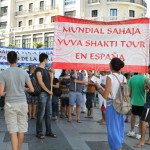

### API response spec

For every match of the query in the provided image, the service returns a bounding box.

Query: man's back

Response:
[0,67,30,103]
[128,74,145,106]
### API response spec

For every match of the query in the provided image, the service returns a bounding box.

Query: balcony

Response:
[65,0,76,5]
[11,24,55,33]
[88,0,101,4]
[107,0,147,8]
[15,6,58,17]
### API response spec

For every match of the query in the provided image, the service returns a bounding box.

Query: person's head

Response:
[60,70,69,77]
[124,73,131,80]
[100,71,106,76]
[7,51,18,64]
[81,70,86,76]
[87,70,93,76]
[39,53,48,64]
[110,58,125,72]
[29,65,36,72]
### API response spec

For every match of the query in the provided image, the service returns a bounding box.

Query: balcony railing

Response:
[64,0,76,5]
[88,0,100,4]
[0,13,7,17]
[15,6,57,16]
[11,24,54,33]
[107,0,147,8]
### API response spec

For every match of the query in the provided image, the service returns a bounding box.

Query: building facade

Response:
[0,0,147,48]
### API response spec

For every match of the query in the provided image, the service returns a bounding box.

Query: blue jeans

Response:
[36,92,52,134]
[52,95,59,117]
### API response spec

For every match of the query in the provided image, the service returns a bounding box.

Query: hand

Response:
[95,82,100,89]
[49,91,53,95]
[74,79,78,83]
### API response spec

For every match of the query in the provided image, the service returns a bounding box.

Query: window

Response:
[18,21,22,27]
[33,37,43,42]
[130,0,135,3]
[64,0,76,5]
[129,10,135,17]
[91,10,98,17]
[0,22,7,29]
[64,11,76,17]
[15,39,21,48]
[39,18,44,24]
[40,1,44,9]
[88,0,99,4]
[1,6,8,16]
[51,16,55,23]
[51,0,56,8]
[0,40,5,46]
[28,20,32,26]
[45,36,54,48]
[19,5,23,11]
[110,9,117,16]
[22,38,31,48]
[92,0,99,3]
[29,3,33,11]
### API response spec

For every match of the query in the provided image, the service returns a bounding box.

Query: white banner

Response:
[0,46,53,66]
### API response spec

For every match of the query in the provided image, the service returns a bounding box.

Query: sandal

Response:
[133,144,144,148]
[77,120,82,123]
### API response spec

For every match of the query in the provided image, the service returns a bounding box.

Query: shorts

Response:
[141,107,150,123]
[132,105,144,117]
[61,97,69,107]
[26,93,38,104]
[5,102,28,133]
[69,91,82,106]
[86,93,94,110]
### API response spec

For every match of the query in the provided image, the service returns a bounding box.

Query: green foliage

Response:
[8,44,16,48]
[33,42,44,49]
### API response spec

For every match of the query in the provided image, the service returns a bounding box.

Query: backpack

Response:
[111,74,131,115]
[28,72,42,96]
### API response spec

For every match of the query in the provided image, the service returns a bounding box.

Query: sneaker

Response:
[45,131,57,138]
[136,134,141,140]
[127,131,135,137]
[36,133,45,139]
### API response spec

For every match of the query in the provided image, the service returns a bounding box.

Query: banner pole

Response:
[50,72,54,100]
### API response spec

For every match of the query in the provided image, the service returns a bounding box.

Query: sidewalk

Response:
[0,107,150,150]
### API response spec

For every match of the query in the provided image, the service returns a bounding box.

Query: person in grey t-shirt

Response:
[68,70,85,123]
[0,51,34,150]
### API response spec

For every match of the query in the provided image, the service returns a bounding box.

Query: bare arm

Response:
[36,71,52,95]
[53,82,59,88]
[96,76,112,99]
[26,80,34,93]
[0,83,5,96]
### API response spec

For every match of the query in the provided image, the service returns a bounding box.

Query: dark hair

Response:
[39,53,48,63]
[7,51,18,64]
[110,58,124,72]
[60,70,66,77]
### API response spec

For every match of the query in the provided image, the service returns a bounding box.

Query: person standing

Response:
[59,70,70,118]
[86,70,96,118]
[127,73,146,140]
[81,70,87,114]
[134,66,150,148]
[26,65,38,119]
[68,70,84,123]
[96,58,125,150]
[0,51,34,150]
[98,71,107,125]
[36,53,56,139]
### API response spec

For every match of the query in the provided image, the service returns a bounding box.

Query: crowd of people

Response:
[0,51,150,150]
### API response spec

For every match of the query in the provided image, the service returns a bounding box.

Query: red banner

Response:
[52,16,150,73]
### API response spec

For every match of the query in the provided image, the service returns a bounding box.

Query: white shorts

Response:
[98,93,106,109]
[5,102,28,133]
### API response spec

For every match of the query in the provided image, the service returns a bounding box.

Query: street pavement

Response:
[0,106,150,150]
